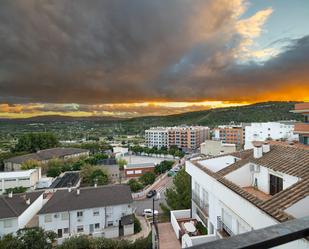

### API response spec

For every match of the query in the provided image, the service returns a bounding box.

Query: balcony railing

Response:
[217,216,234,237]
[192,192,209,217]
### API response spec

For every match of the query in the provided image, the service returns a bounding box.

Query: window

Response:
[95,223,100,229]
[77,225,84,233]
[93,210,100,216]
[63,228,69,234]
[269,174,283,195]
[44,214,52,223]
[77,211,83,217]
[107,221,113,227]
[61,212,69,220]
[4,219,12,228]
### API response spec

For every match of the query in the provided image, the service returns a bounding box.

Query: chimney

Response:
[262,142,270,153]
[76,188,80,195]
[8,192,13,198]
[26,198,31,205]
[68,182,72,192]
[252,142,263,159]
[94,183,97,188]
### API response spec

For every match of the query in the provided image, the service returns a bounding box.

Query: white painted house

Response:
[0,191,44,237]
[244,122,298,149]
[38,185,134,244]
[0,168,41,195]
[172,143,309,248]
[200,140,236,156]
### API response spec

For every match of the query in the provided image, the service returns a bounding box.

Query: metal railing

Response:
[190,216,309,249]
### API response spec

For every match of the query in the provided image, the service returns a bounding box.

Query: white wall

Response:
[0,218,18,237]
[285,196,309,218]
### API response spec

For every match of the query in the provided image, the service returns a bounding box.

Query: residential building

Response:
[124,162,155,177]
[97,158,120,181]
[113,147,129,157]
[49,172,80,189]
[38,185,134,243]
[0,191,44,237]
[4,148,89,171]
[213,125,245,146]
[200,140,236,156]
[291,102,309,145]
[145,126,209,150]
[178,143,309,248]
[145,127,169,148]
[244,122,297,149]
[0,168,41,195]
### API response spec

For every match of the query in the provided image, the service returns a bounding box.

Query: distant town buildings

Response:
[172,143,309,248]
[244,122,297,149]
[291,102,309,145]
[145,126,209,150]
[124,162,155,178]
[4,148,89,171]
[213,125,245,146]
[0,191,44,237]
[200,140,236,156]
[0,168,41,194]
[38,185,134,243]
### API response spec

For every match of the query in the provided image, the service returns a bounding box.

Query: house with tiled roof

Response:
[0,191,44,237]
[170,142,309,248]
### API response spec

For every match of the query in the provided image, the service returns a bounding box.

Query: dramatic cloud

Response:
[0,0,308,117]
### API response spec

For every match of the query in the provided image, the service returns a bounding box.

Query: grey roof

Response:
[39,185,133,214]
[50,172,80,189]
[121,214,134,225]
[0,191,44,219]
[97,158,117,165]
[126,162,155,169]
[5,148,89,164]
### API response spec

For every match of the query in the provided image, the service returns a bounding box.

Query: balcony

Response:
[294,123,309,134]
[192,193,209,218]
[216,216,234,238]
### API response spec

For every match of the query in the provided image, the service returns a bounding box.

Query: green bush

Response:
[196,221,207,235]
[139,172,156,186]
[134,215,142,234]
[154,160,174,174]
[127,179,143,192]
[5,186,27,194]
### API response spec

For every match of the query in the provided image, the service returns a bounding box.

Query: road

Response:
[133,175,173,215]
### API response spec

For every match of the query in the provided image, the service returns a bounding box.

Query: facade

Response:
[181,143,309,248]
[38,185,134,243]
[124,162,155,177]
[200,140,236,156]
[0,191,44,237]
[244,122,297,149]
[291,103,309,145]
[213,125,245,146]
[145,126,209,150]
[4,148,89,171]
[0,168,41,195]
[145,127,169,148]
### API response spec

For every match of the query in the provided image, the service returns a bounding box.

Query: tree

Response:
[80,165,108,186]
[165,169,191,210]
[46,159,63,177]
[21,159,40,170]
[134,215,142,234]
[13,133,59,153]
[127,179,143,192]
[5,186,27,194]
[139,172,156,186]
[117,158,127,170]
[154,160,174,175]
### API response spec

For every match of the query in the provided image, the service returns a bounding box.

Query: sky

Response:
[0,0,308,118]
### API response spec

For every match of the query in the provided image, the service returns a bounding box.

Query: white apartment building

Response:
[244,122,298,149]
[145,126,209,150]
[0,168,41,195]
[38,185,134,244]
[0,191,44,237]
[172,143,309,248]
[145,127,169,148]
[200,140,236,156]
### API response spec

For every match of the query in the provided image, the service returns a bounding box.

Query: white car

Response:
[142,209,159,217]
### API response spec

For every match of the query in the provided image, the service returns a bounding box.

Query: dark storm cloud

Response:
[0,0,308,105]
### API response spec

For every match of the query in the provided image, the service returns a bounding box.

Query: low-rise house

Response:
[171,143,309,248]
[0,191,44,237]
[124,162,155,177]
[200,140,236,156]
[0,168,41,195]
[4,148,89,171]
[38,185,134,243]
[97,159,120,181]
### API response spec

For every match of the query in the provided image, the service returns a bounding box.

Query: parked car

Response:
[168,170,176,177]
[173,166,181,172]
[147,190,157,198]
[142,209,159,217]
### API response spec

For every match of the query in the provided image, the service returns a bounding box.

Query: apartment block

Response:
[213,125,245,146]
[291,102,309,145]
[145,126,209,150]
[172,143,309,248]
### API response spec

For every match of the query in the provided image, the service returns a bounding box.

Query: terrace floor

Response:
[157,223,181,249]
[243,187,271,201]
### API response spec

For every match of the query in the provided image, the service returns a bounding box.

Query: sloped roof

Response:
[38,185,132,214]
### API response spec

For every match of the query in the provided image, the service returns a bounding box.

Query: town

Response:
[0,102,308,248]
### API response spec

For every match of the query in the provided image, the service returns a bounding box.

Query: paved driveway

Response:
[157,223,181,249]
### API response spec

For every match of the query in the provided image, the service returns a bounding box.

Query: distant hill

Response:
[0,115,123,122]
